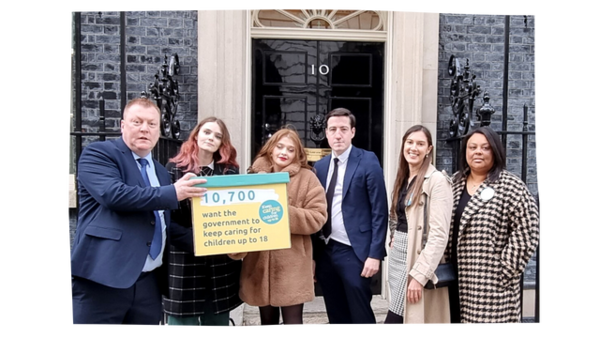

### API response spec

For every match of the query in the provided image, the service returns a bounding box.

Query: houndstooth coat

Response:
[444,170,539,323]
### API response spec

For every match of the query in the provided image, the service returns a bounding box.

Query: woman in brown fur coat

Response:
[229,127,327,325]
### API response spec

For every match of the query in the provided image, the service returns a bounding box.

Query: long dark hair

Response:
[390,125,433,220]
[455,126,506,183]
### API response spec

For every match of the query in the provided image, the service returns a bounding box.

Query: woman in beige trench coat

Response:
[385,125,453,324]
[229,127,327,325]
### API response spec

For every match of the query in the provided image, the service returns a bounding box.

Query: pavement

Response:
[229,295,389,325]
[230,289,535,328]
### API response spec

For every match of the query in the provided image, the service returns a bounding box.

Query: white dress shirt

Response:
[325,145,352,246]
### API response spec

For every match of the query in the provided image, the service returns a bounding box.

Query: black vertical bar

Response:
[316,40,322,123]
[520,104,528,322]
[120,11,127,115]
[74,12,82,155]
[522,105,528,181]
[99,98,106,141]
[502,15,510,148]
[74,12,82,210]
[452,141,456,174]
[535,187,544,324]
[153,138,160,166]
[453,138,460,174]
[152,139,157,165]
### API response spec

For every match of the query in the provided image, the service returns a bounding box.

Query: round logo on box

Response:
[259,200,283,224]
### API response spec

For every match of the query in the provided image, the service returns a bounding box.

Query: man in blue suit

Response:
[71,98,207,324]
[313,107,388,324]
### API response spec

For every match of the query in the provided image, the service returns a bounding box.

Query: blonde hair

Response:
[122,97,160,119]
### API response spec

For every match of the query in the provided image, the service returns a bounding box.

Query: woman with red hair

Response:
[163,117,242,325]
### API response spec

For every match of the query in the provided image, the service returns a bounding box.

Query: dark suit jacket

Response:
[70,137,178,290]
[313,146,388,262]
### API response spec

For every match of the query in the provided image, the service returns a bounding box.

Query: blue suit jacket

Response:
[313,146,388,262]
[70,137,178,289]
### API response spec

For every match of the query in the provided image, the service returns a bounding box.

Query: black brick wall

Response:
[70,10,198,247]
[436,14,538,288]
[436,14,537,196]
[70,10,538,293]
[77,11,198,143]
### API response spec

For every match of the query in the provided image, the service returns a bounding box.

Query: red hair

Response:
[170,117,239,173]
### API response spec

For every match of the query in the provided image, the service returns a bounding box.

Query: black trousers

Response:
[448,280,461,323]
[384,310,404,323]
[72,271,162,324]
[315,240,376,324]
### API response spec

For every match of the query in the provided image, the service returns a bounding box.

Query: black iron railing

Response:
[70,97,183,204]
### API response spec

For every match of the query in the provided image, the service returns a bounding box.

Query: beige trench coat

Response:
[398,164,453,323]
[230,158,327,307]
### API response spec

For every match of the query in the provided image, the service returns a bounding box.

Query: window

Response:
[252,10,384,31]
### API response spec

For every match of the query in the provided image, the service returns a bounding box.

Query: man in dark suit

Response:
[313,107,388,324]
[71,97,207,324]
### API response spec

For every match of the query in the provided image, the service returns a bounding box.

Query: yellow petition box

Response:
[190,172,291,256]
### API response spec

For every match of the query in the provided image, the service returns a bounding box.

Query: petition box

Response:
[191,172,291,256]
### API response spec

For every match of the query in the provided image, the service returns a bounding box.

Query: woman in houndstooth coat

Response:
[444,126,539,323]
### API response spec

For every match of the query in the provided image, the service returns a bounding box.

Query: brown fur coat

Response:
[231,157,327,307]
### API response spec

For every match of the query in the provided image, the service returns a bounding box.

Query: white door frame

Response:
[197,10,440,300]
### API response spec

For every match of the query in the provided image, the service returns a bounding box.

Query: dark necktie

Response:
[138,158,162,260]
[323,158,339,238]
[199,166,213,177]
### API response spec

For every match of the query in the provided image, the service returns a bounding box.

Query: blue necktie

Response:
[138,158,162,260]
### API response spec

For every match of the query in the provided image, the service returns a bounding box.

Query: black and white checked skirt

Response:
[388,230,409,316]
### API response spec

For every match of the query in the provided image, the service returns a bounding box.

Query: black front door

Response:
[252,39,384,164]
[252,39,385,295]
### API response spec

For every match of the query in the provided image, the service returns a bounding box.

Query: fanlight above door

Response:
[252,10,385,31]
